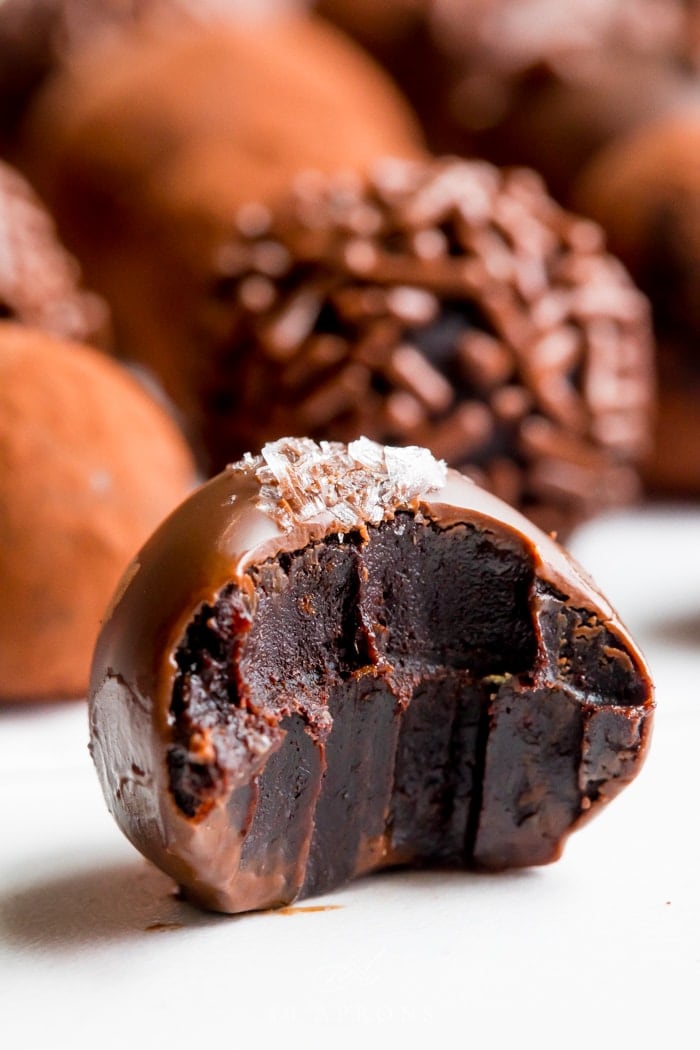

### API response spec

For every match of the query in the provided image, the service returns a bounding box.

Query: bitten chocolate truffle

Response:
[0,323,197,704]
[89,437,654,914]
[0,158,106,345]
[193,158,654,537]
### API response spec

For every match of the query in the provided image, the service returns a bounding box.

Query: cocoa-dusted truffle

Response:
[89,436,654,914]
[20,17,423,380]
[574,116,700,495]
[0,323,197,704]
[0,0,294,148]
[0,158,106,345]
[193,158,654,537]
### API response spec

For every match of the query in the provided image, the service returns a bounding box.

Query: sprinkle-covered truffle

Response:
[196,158,654,536]
[314,2,700,497]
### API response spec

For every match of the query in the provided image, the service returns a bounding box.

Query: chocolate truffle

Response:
[315,4,700,498]
[191,158,654,537]
[574,116,700,495]
[0,158,107,345]
[20,16,423,381]
[574,116,700,341]
[0,323,197,704]
[89,437,654,914]
[429,0,700,175]
[316,0,700,194]
[0,0,296,149]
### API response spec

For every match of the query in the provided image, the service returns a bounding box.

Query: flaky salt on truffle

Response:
[0,158,107,345]
[193,158,654,536]
[0,323,198,704]
[89,436,653,914]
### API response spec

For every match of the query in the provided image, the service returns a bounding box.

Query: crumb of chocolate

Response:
[276,904,344,915]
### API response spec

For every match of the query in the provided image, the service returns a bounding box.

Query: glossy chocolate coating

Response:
[89,438,653,913]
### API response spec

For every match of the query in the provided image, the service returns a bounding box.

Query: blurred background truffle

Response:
[313,0,700,496]
[176,157,654,537]
[17,14,423,436]
[3,0,694,504]
[316,0,700,190]
[0,0,300,153]
[0,156,107,344]
[0,323,198,704]
[574,115,700,494]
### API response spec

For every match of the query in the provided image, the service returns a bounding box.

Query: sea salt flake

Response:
[241,437,447,530]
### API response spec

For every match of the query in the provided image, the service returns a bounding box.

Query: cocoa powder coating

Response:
[0,323,197,702]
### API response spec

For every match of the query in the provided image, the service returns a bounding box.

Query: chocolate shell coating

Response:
[196,158,654,537]
[89,437,653,914]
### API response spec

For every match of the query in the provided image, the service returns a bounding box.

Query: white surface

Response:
[2,505,699,1048]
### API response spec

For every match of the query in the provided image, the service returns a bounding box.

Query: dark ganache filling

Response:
[167,512,648,891]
